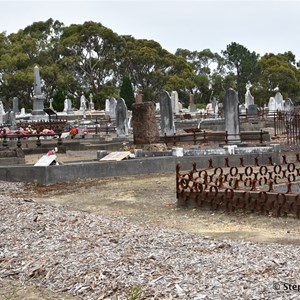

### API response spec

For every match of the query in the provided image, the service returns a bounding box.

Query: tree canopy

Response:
[0,19,300,110]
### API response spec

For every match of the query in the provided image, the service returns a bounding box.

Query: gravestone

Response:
[155,103,160,111]
[206,103,213,114]
[171,91,180,114]
[31,66,46,118]
[89,94,95,111]
[274,92,284,111]
[105,99,110,115]
[284,98,294,112]
[116,98,128,136]
[211,97,218,115]
[188,94,197,112]
[245,81,254,108]
[223,88,241,143]
[13,97,19,113]
[109,97,117,119]
[20,108,26,117]
[63,98,74,114]
[0,103,3,124]
[159,91,175,136]
[268,97,276,112]
[132,102,159,144]
[49,98,54,111]
[247,104,258,118]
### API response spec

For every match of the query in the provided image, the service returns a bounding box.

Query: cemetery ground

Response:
[2,143,300,299]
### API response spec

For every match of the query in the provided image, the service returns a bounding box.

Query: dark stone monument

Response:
[132,102,159,144]
[116,98,128,136]
[13,97,19,113]
[159,91,175,136]
[224,88,241,143]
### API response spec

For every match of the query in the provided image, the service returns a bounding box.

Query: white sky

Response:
[1,0,300,61]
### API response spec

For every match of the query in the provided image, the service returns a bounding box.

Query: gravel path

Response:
[1,181,300,300]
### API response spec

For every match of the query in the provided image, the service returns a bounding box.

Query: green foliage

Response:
[120,76,134,109]
[222,42,261,100]
[0,19,300,109]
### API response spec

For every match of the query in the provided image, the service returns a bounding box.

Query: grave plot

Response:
[177,154,300,217]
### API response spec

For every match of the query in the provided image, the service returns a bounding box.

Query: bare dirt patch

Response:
[19,173,300,246]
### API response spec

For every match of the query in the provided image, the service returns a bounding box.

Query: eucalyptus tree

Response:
[175,48,223,103]
[60,21,123,108]
[0,19,68,109]
[119,36,192,102]
[259,52,300,103]
[222,42,261,101]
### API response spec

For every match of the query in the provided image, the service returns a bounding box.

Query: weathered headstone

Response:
[159,91,175,136]
[13,97,19,113]
[223,88,241,143]
[211,97,218,115]
[116,98,128,136]
[31,66,46,118]
[247,104,258,117]
[284,98,294,112]
[80,95,87,111]
[188,94,197,112]
[206,103,213,114]
[63,98,74,114]
[274,92,284,111]
[245,81,254,108]
[89,94,95,111]
[268,97,276,112]
[109,97,117,119]
[0,102,3,124]
[132,102,159,144]
[20,108,26,117]
[171,91,179,114]
[105,99,110,115]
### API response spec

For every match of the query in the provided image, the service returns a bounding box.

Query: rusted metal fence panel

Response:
[176,154,300,217]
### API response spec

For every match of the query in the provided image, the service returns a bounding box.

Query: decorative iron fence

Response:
[176,154,300,217]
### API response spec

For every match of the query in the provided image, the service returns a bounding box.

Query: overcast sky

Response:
[1,0,300,61]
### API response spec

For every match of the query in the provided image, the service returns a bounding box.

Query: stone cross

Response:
[49,98,54,110]
[223,88,241,143]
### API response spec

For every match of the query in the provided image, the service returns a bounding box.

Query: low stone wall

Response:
[0,152,280,185]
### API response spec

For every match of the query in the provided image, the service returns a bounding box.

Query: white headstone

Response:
[274,92,284,111]
[268,97,276,112]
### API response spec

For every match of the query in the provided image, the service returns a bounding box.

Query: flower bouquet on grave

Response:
[69,127,78,139]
